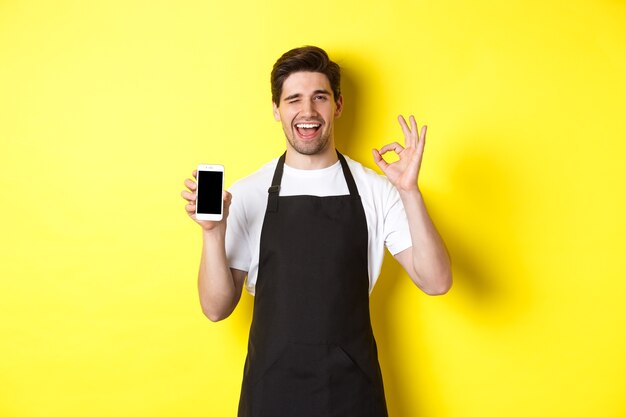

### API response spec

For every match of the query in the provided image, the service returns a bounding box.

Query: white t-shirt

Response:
[225,155,412,295]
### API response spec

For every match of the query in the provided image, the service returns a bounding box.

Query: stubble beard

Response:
[285,125,333,156]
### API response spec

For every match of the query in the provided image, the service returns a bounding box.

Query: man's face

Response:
[273,71,343,156]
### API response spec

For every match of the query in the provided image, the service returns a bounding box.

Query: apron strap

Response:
[336,152,359,197]
[267,152,286,213]
[266,150,359,212]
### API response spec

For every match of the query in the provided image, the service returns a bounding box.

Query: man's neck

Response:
[284,144,339,170]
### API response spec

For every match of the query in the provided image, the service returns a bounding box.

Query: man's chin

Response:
[288,137,330,156]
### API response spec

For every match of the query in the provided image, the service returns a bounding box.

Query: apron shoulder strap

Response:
[336,151,359,197]
[267,152,286,213]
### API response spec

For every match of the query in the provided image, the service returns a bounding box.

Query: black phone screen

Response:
[197,170,223,214]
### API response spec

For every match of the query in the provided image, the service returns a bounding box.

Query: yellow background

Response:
[1,0,625,416]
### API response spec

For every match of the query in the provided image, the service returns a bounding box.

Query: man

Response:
[181,46,451,417]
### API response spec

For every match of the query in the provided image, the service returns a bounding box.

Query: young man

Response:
[181,46,451,417]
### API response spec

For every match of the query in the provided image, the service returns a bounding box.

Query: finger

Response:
[379,142,405,155]
[223,190,232,207]
[181,190,196,202]
[192,169,197,179]
[184,178,197,191]
[222,191,233,218]
[417,125,427,154]
[409,115,419,148]
[398,115,412,147]
[185,203,196,214]
[372,149,389,171]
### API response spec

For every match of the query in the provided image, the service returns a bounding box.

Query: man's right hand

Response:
[181,169,232,231]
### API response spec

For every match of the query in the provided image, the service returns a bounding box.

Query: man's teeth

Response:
[296,123,321,129]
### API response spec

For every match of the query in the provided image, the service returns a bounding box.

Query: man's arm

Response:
[393,189,451,295]
[372,115,452,295]
[182,172,247,321]
[198,228,247,321]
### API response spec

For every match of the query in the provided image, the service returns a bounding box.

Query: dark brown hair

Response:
[271,46,341,106]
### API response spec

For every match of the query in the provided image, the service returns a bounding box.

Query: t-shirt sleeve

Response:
[383,183,412,255]
[224,185,251,272]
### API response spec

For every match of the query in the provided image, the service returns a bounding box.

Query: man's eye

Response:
[315,95,327,101]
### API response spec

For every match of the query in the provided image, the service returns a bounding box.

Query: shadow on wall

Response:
[370,137,535,415]
[335,65,361,158]
[334,65,369,161]
[439,144,533,321]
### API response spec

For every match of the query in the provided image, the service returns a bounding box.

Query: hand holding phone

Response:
[195,164,224,221]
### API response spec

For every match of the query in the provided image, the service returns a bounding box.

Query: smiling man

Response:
[274,71,341,158]
[181,46,452,417]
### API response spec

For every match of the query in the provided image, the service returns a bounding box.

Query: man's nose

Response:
[301,99,317,117]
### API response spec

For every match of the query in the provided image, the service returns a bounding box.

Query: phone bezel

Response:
[195,164,224,221]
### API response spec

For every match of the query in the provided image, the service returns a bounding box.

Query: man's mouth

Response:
[294,122,322,139]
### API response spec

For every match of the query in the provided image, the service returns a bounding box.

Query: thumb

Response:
[223,190,233,218]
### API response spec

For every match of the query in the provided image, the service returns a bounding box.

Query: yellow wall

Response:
[1,0,625,416]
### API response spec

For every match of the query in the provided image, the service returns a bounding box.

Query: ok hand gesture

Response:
[372,115,426,192]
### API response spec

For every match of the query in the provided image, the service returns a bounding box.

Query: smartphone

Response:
[195,164,224,221]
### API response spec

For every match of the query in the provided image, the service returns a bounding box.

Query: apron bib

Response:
[238,151,388,417]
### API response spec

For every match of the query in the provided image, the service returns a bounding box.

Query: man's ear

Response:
[334,95,344,118]
[272,102,281,121]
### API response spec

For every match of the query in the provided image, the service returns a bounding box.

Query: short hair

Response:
[271,46,341,106]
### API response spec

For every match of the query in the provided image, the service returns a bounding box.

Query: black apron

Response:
[238,151,388,417]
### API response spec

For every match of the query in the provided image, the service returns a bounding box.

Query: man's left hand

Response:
[372,115,426,192]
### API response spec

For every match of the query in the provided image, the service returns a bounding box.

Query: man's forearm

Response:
[399,188,452,295]
[198,227,240,321]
